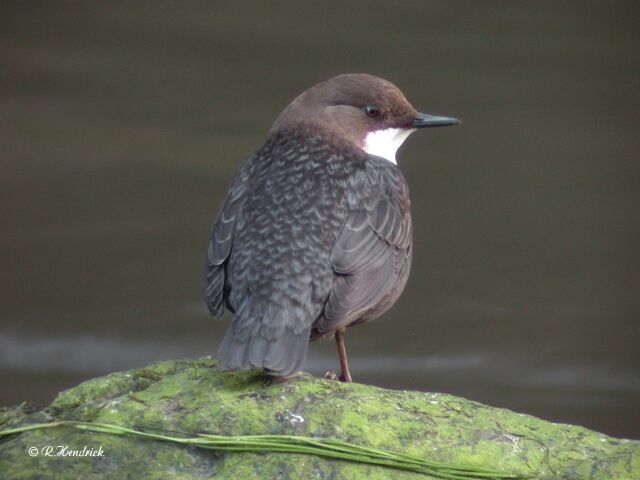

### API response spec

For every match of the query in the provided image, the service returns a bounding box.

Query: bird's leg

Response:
[335,328,352,382]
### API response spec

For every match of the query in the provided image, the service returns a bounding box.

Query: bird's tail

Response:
[217,297,311,378]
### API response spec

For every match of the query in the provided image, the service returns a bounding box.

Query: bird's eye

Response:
[364,105,381,118]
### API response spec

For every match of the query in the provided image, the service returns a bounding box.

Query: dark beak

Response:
[412,112,461,128]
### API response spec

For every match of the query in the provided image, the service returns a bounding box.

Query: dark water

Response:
[2,2,639,439]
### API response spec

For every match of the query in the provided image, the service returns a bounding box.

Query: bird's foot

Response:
[323,370,352,382]
[323,370,339,381]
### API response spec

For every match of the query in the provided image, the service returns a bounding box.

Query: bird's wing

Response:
[202,156,254,317]
[315,163,412,335]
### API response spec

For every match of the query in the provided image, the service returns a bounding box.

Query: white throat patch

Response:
[363,128,415,164]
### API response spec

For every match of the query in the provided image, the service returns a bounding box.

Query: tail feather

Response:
[246,323,270,369]
[263,326,309,376]
[217,299,310,377]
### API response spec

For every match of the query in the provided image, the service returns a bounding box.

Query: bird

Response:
[203,73,459,382]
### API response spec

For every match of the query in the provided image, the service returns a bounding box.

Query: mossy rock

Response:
[0,357,638,479]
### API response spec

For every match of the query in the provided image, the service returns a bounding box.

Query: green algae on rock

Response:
[1,358,638,479]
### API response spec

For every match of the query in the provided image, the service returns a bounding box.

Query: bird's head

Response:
[271,73,460,164]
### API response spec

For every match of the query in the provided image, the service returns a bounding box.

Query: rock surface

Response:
[0,357,638,479]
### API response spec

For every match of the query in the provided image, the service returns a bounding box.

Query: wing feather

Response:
[202,157,253,317]
[315,162,412,336]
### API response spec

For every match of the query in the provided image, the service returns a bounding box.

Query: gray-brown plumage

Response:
[203,74,459,381]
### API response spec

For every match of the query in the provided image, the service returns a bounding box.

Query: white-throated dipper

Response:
[203,73,459,381]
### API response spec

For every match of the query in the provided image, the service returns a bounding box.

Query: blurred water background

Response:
[1,1,639,438]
